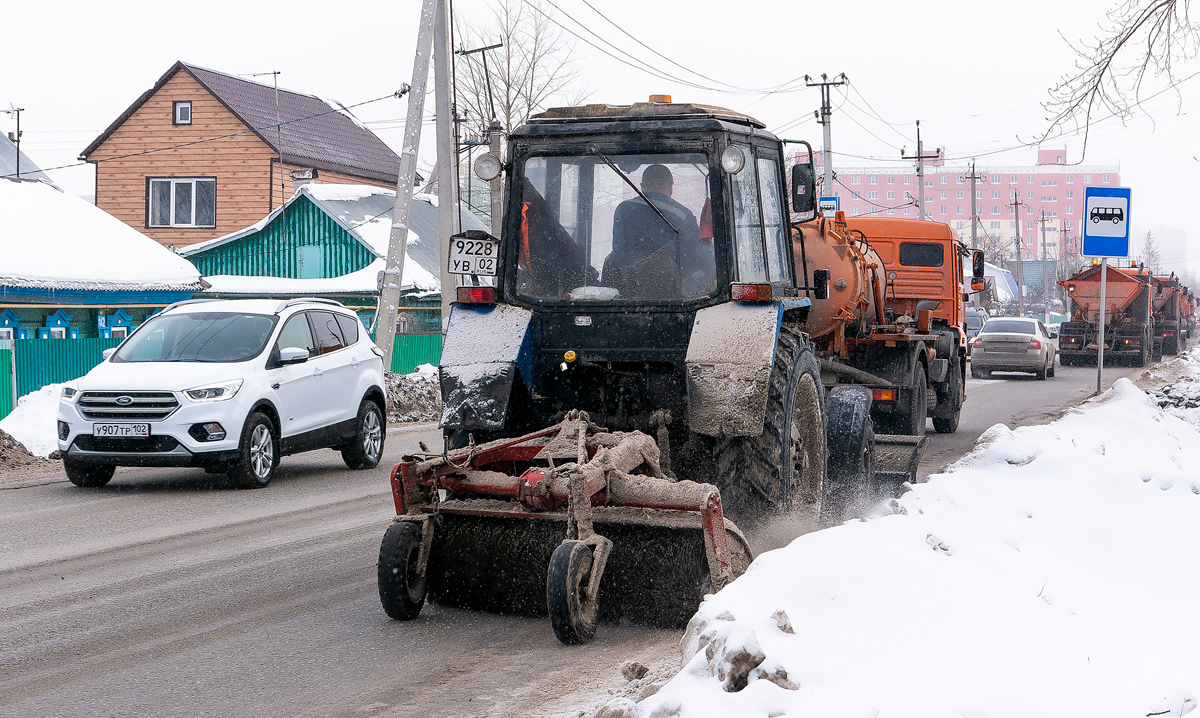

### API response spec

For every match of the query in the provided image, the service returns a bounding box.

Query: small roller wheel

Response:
[547,541,598,645]
[378,522,427,620]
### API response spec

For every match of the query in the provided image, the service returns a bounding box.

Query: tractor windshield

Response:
[514,152,717,303]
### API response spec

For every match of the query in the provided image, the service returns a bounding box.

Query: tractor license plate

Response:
[448,237,499,276]
[93,423,150,438]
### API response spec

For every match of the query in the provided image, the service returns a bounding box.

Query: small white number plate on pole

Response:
[447,236,499,276]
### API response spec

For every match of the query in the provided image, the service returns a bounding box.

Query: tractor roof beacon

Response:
[378,99,929,644]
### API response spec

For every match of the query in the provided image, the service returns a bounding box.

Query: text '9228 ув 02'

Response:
[56,298,387,489]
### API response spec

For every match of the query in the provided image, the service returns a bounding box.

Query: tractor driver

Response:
[603,164,715,299]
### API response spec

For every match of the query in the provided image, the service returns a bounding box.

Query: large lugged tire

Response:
[715,327,826,525]
[932,357,963,434]
[229,412,277,489]
[342,399,385,470]
[63,459,115,487]
[822,386,874,526]
[378,521,428,620]
[547,540,598,645]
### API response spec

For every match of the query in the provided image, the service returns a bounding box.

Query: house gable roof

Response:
[80,61,403,184]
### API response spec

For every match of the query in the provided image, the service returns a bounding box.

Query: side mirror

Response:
[279,347,310,365]
[971,279,986,292]
[972,250,985,280]
[812,269,830,300]
[1049,329,1059,339]
[102,348,117,360]
[791,163,816,216]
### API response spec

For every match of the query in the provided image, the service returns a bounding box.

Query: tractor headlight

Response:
[474,152,502,181]
[721,145,745,174]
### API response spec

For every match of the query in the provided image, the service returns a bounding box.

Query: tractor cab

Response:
[444,99,815,440]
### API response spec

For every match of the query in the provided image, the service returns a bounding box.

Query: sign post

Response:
[1081,186,1132,394]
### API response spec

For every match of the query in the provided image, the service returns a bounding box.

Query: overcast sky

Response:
[5,0,1195,268]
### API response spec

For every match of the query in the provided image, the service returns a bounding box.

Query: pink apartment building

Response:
[815,148,1120,261]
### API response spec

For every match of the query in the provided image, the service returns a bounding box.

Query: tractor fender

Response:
[686,300,809,437]
[439,303,532,430]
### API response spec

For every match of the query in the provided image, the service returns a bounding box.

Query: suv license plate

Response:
[93,423,150,438]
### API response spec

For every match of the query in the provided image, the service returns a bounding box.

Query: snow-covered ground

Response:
[604,355,1200,718]
[0,382,66,458]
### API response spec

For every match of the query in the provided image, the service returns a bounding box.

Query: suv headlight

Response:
[183,379,244,402]
[60,386,78,402]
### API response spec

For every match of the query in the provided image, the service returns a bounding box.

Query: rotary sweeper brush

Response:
[377,411,752,644]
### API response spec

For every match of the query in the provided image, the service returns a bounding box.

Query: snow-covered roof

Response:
[183,183,487,293]
[0,178,203,292]
[201,257,437,298]
[0,136,50,182]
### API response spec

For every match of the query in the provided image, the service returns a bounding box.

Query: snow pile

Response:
[0,382,66,458]
[386,364,440,424]
[606,377,1200,718]
[0,178,201,290]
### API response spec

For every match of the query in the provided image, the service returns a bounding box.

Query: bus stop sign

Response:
[1082,186,1132,258]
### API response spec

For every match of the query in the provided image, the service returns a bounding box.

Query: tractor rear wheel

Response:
[547,541,598,645]
[715,328,826,527]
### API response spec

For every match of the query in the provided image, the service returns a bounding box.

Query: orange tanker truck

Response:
[1152,273,1188,356]
[795,213,980,435]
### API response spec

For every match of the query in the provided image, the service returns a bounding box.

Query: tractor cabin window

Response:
[516,152,716,303]
[148,178,216,228]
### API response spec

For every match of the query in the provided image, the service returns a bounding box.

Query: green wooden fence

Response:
[0,348,12,420]
[0,335,444,420]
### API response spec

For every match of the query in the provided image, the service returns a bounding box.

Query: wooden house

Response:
[79,61,407,249]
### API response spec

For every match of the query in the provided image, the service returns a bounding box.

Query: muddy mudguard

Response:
[439,303,532,430]
[686,301,809,437]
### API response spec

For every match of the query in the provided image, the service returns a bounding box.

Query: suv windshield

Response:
[113,312,278,363]
[516,152,716,302]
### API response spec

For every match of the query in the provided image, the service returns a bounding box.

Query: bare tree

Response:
[1043,0,1198,150]
[454,0,588,139]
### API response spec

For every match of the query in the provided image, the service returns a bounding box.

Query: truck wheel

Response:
[378,521,427,620]
[932,359,963,434]
[342,400,385,470]
[887,359,928,436]
[715,328,826,525]
[63,459,115,487]
[229,413,277,489]
[547,541,598,645]
[822,386,874,526]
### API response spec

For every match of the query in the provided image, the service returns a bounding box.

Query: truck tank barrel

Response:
[793,218,882,340]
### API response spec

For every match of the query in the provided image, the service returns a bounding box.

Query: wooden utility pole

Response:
[376,0,435,371]
[432,0,461,329]
[901,121,941,221]
[805,73,847,197]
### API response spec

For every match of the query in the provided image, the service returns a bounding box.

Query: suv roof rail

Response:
[274,297,348,313]
[159,297,223,314]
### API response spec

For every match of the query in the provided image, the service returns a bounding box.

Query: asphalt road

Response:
[0,358,1152,718]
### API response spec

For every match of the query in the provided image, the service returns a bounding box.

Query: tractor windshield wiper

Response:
[590,148,678,235]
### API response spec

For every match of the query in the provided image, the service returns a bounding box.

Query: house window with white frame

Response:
[173,101,192,125]
[148,178,216,228]
[111,326,129,339]
[0,327,12,342]
[50,327,67,339]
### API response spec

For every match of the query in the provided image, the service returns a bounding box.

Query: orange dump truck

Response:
[1058,263,1154,366]
[1152,274,1188,355]
[795,213,978,434]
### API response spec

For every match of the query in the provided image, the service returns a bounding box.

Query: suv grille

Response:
[73,435,181,453]
[77,392,180,421]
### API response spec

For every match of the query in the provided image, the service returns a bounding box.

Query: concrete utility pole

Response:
[375,0,435,371]
[1039,210,1051,316]
[1011,192,1028,316]
[488,120,503,232]
[901,121,942,221]
[2,106,23,178]
[960,160,987,249]
[805,73,847,196]
[433,0,461,329]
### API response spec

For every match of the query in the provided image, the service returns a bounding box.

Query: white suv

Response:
[57,298,387,489]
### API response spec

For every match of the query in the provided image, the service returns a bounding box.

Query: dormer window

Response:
[173,101,192,125]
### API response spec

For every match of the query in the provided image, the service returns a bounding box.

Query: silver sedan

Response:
[970,317,1057,380]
